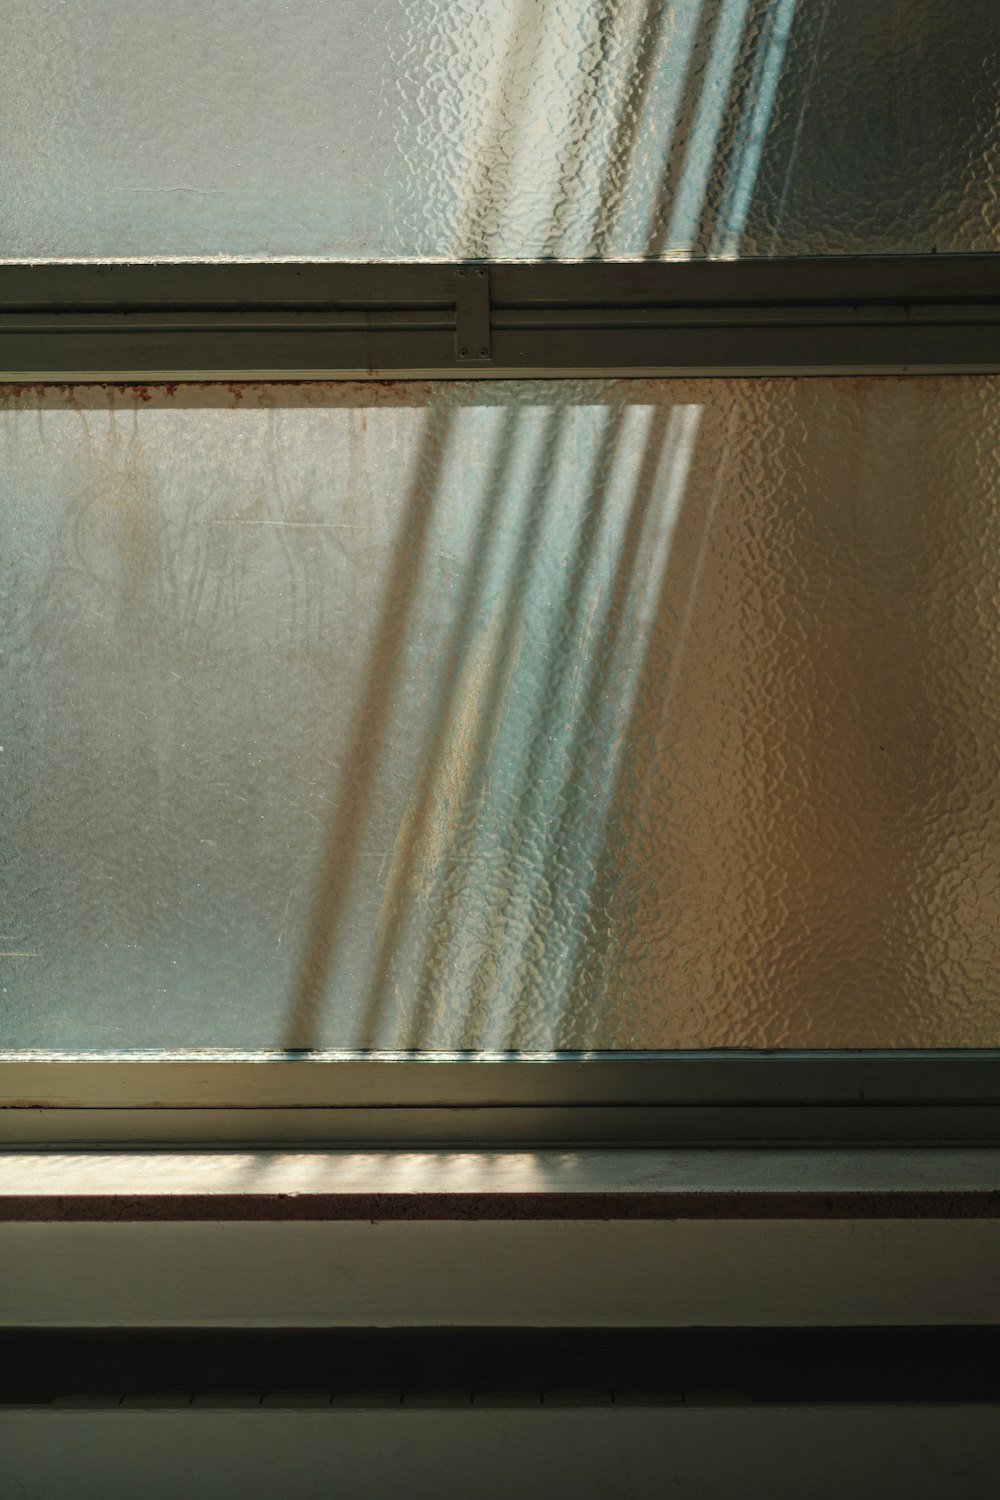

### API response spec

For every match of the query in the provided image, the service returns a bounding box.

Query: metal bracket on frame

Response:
[455,265,491,364]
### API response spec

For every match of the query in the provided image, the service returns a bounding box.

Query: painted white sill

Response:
[3,1146,1000,1220]
[3,1148,1000,1328]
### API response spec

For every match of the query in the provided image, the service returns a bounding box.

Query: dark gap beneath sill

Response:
[3,1327,1000,1407]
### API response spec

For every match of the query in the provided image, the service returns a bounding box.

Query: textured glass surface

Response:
[2,0,998,260]
[3,377,1000,1050]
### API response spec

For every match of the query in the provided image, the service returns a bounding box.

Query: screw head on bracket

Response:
[459,347,469,357]
[479,347,489,356]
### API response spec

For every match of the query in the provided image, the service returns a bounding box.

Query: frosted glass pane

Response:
[2,0,998,260]
[3,377,1000,1050]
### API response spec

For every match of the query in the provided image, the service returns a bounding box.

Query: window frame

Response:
[3,252,1000,1148]
[4,1050,1000,1147]
[0,255,997,381]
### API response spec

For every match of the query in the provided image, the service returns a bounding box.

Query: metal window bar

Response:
[0,255,997,380]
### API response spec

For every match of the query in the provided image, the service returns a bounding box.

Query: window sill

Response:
[4,1148,1000,1329]
[2,1146,1000,1222]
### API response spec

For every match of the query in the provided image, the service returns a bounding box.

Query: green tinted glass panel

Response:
[3,378,999,1049]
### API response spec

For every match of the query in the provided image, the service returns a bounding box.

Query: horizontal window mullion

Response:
[0,255,997,378]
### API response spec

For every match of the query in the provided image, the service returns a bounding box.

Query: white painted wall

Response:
[3,1406,999,1500]
[5,1217,1000,1327]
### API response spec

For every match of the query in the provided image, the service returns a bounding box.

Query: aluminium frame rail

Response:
[0,254,998,380]
[4,1052,1000,1146]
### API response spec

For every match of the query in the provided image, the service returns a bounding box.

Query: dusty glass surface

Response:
[2,0,998,260]
[2,378,999,1049]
